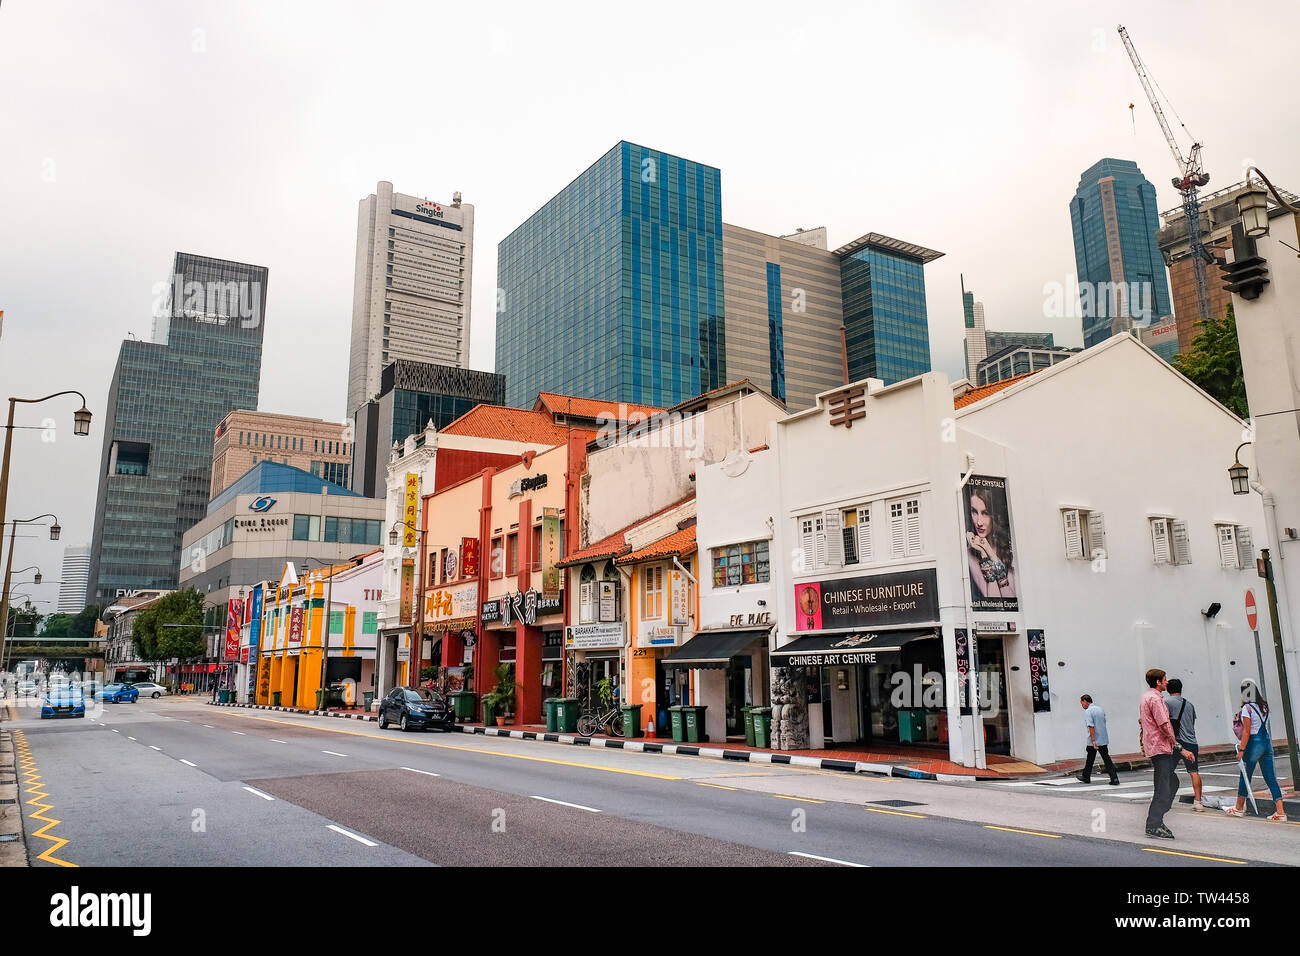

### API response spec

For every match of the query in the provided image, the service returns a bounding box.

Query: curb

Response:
[0,727,28,867]
[204,700,1002,781]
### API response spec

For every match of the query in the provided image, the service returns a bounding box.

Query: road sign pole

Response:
[1246,589,1267,698]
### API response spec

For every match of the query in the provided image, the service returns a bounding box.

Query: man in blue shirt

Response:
[1077,694,1121,785]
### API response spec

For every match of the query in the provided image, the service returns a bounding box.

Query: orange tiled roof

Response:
[536,392,664,421]
[440,405,573,446]
[953,372,1037,410]
[557,527,631,567]
[618,523,696,564]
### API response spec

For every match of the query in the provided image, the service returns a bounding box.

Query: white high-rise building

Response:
[345,182,475,418]
[58,545,91,614]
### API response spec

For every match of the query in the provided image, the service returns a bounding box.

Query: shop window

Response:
[711,541,770,586]
[506,533,518,576]
[641,565,665,620]
[490,535,503,579]
[531,524,542,571]
[1062,508,1106,561]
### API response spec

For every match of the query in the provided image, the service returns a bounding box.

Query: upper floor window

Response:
[1150,517,1191,566]
[641,565,665,620]
[1216,523,1254,569]
[1061,509,1106,561]
[712,541,770,587]
[887,497,923,559]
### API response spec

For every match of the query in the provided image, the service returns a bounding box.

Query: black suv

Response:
[377,687,456,732]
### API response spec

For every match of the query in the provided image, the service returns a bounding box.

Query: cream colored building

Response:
[211,410,353,498]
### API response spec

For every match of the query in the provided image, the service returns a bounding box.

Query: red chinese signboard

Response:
[288,606,304,656]
[461,537,478,578]
[225,599,244,662]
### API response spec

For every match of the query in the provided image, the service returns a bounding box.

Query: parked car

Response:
[17,680,38,697]
[96,682,140,704]
[377,687,455,732]
[128,681,168,698]
[41,688,86,719]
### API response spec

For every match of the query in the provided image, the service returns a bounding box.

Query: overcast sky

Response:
[2,0,1297,613]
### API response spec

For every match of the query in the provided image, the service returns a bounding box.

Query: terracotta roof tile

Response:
[536,392,664,421]
[953,371,1038,410]
[558,493,695,568]
[440,405,572,445]
[618,524,696,564]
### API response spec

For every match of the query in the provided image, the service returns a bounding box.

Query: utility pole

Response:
[1261,549,1300,788]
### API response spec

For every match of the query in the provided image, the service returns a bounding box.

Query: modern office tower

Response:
[346,183,474,418]
[1069,158,1173,351]
[57,545,91,614]
[1157,178,1300,354]
[962,276,988,382]
[977,345,1081,385]
[721,224,846,409]
[210,411,354,498]
[837,233,944,385]
[87,252,267,603]
[351,359,506,497]
[985,330,1055,352]
[497,142,725,408]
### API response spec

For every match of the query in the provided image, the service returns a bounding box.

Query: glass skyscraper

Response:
[1069,158,1173,352]
[88,252,267,603]
[837,234,943,385]
[497,141,725,408]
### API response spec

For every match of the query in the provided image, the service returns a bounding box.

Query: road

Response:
[7,695,1298,868]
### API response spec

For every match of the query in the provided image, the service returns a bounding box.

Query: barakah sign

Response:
[792,568,940,632]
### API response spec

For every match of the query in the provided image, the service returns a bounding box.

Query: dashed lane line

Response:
[242,786,274,801]
[321,750,348,757]
[788,851,868,867]
[400,767,440,777]
[179,759,196,767]
[530,795,602,813]
[327,824,377,847]
[148,746,161,751]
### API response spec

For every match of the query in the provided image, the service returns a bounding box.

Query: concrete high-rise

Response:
[58,546,90,614]
[210,410,354,498]
[1069,159,1173,355]
[88,252,267,603]
[497,142,726,408]
[346,182,474,418]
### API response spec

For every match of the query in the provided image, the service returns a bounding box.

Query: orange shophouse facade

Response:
[421,473,483,687]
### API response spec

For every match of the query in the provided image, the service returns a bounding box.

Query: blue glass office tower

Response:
[1069,158,1173,350]
[88,253,267,603]
[836,234,944,385]
[497,142,725,408]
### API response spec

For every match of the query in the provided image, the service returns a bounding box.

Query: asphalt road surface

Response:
[7,695,1296,867]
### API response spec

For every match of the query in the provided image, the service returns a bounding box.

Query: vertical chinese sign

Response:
[541,507,560,599]
[403,472,419,547]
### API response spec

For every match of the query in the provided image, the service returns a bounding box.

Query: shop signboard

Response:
[288,607,304,657]
[224,599,243,662]
[400,559,415,626]
[1027,629,1050,712]
[403,473,418,547]
[792,568,939,632]
[541,507,561,599]
[954,627,976,715]
[670,569,689,625]
[248,584,264,648]
[257,655,271,700]
[397,633,410,662]
[485,589,564,628]
[598,581,619,622]
[962,475,1020,613]
[461,536,479,578]
[641,624,681,648]
[565,622,624,650]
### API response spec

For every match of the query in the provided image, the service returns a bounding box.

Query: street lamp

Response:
[0,514,60,668]
[1237,167,1300,241]
[1229,442,1252,496]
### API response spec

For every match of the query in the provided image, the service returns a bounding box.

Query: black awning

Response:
[769,629,937,667]
[662,629,768,670]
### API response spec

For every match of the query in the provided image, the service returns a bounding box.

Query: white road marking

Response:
[401,767,440,777]
[322,750,347,757]
[203,724,214,729]
[529,795,601,813]
[270,739,287,744]
[788,851,868,867]
[231,731,246,735]
[242,786,274,801]
[327,824,377,847]
[127,736,136,740]
[1117,785,1232,800]
[149,745,162,751]
[111,729,120,733]
[180,759,196,767]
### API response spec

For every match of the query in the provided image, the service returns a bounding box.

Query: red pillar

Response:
[473,468,495,704]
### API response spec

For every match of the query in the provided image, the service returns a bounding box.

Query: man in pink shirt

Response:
[1140,668,1194,839]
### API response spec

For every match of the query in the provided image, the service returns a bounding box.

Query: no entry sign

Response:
[1246,589,1259,631]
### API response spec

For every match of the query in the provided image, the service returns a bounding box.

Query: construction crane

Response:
[1118,24,1214,324]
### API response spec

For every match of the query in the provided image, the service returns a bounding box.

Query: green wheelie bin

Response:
[668,705,686,742]
[543,698,559,732]
[683,705,708,743]
[621,704,643,738]
[752,706,773,749]
[556,698,581,733]
[743,706,756,747]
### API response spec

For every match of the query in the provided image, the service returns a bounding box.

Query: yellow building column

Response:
[298,580,325,709]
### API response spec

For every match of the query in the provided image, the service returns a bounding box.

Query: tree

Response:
[68,605,103,641]
[40,613,74,638]
[1173,304,1249,419]
[132,589,205,661]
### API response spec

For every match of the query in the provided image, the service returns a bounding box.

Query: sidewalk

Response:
[0,719,27,867]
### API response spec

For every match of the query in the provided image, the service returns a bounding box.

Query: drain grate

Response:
[869,799,926,808]
[0,834,18,842]
[0,799,13,804]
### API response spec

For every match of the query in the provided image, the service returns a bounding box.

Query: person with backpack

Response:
[1165,679,1205,810]
[1225,678,1288,822]
[1139,668,1195,839]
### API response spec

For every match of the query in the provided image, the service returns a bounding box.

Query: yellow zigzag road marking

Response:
[10,731,76,867]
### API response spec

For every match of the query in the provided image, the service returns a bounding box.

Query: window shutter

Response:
[580,581,595,623]
[1171,519,1192,565]
[857,508,872,563]
[814,528,828,569]
[905,499,922,555]
[1086,511,1106,559]
[1062,509,1083,559]
[1236,526,1254,569]
[1217,525,1239,569]
[1151,519,1171,565]
[801,524,815,573]
[890,504,906,559]
[823,510,844,567]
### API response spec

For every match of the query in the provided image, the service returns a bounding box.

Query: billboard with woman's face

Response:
[964,475,1019,612]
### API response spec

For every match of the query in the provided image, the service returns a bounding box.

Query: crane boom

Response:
[1118,25,1188,173]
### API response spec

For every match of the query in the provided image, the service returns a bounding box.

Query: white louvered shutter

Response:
[1236,526,1254,569]
[1086,511,1107,559]
[814,516,828,570]
[580,581,596,623]
[823,510,844,567]
[890,502,906,558]
[905,499,922,555]
[1062,509,1083,559]
[1171,520,1192,565]
[801,519,815,572]
[857,506,872,563]
[1217,525,1239,569]
[1151,519,1171,565]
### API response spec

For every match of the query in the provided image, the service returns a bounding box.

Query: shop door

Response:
[979,638,1011,756]
[581,657,618,711]
[725,657,753,737]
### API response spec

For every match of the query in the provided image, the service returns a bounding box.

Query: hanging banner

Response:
[1027,629,1050,712]
[403,472,419,547]
[400,559,415,626]
[288,607,304,657]
[954,627,976,716]
[670,569,689,625]
[224,599,244,662]
[541,507,561,599]
[248,584,264,648]
[963,475,1019,613]
[461,536,479,579]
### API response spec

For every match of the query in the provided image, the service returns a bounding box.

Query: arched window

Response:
[579,564,597,623]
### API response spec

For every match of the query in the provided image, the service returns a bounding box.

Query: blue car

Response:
[41,688,86,719]
[96,682,139,704]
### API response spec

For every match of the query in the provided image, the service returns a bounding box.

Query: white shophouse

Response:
[695,334,1277,768]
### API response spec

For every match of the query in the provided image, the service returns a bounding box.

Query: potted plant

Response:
[486,663,516,727]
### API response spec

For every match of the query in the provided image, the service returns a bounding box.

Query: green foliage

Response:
[1173,304,1249,419]
[485,662,516,715]
[68,605,103,641]
[40,613,74,638]
[595,676,614,709]
[132,589,206,661]
[9,603,42,637]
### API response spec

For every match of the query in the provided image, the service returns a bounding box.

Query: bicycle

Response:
[577,705,624,738]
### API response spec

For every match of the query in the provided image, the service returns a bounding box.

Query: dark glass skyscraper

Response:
[497,142,725,408]
[88,252,267,603]
[837,234,944,385]
[1069,158,1173,352]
